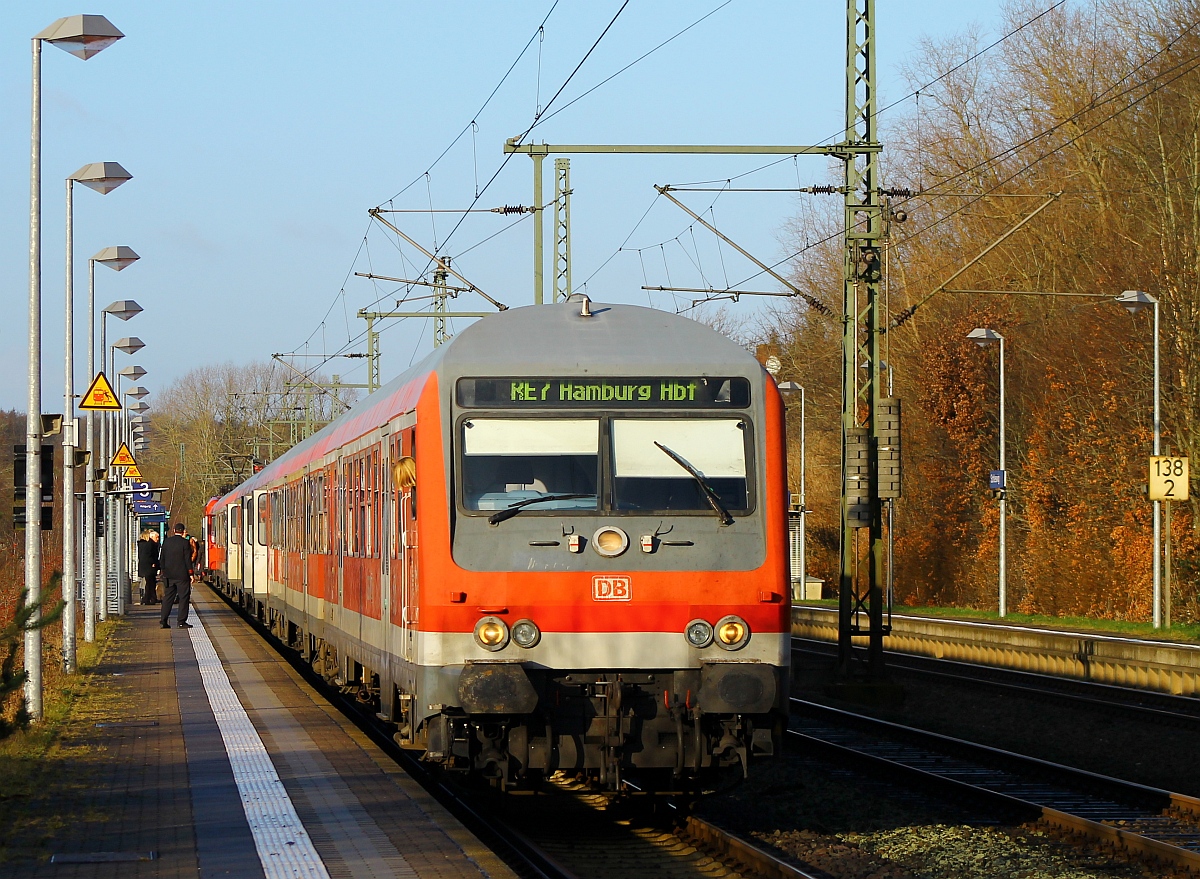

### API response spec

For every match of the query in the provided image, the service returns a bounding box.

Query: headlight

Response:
[474,616,509,651]
[591,525,629,558]
[511,618,541,648]
[685,619,714,648]
[714,615,750,650]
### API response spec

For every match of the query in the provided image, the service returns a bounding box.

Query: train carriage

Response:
[207,294,790,788]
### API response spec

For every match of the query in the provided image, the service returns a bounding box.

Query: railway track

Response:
[793,636,1200,727]
[789,696,1200,873]
[208,580,811,879]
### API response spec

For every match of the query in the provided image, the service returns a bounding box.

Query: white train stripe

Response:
[189,611,332,879]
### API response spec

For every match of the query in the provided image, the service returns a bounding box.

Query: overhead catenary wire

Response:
[283,2,633,386]
[688,17,1200,311]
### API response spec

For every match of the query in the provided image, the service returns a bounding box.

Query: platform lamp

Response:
[967,328,1006,618]
[122,385,147,597]
[84,254,138,640]
[1115,290,1162,627]
[26,13,125,721]
[123,385,149,471]
[63,163,131,673]
[104,335,143,617]
[95,311,139,624]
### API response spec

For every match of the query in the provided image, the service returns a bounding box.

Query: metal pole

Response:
[1165,498,1172,628]
[800,386,807,596]
[83,260,96,641]
[1152,299,1161,627]
[25,36,44,721]
[533,152,544,305]
[115,367,124,616]
[98,316,107,623]
[998,336,1007,618]
[62,177,76,672]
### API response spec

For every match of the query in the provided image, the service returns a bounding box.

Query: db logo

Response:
[592,575,632,601]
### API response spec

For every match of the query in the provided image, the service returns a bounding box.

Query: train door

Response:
[228,502,242,586]
[253,489,269,610]
[335,455,345,630]
[379,436,392,663]
[400,430,419,664]
[301,473,310,632]
[243,495,254,603]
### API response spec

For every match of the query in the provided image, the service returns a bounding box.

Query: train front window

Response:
[461,419,599,512]
[611,419,749,512]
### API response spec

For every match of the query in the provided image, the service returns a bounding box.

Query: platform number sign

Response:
[1149,456,1189,501]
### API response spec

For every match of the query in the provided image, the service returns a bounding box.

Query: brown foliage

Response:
[764,0,1200,621]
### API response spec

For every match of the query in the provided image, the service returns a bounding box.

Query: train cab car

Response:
[207,294,790,789]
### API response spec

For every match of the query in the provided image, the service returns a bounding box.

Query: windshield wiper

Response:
[488,493,593,525]
[654,442,734,526]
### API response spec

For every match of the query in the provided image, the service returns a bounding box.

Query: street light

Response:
[96,304,140,625]
[86,261,137,640]
[26,13,124,720]
[107,337,143,617]
[968,327,1007,617]
[63,163,131,673]
[1115,290,1162,627]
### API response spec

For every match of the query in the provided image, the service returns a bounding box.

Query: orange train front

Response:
[207,295,790,789]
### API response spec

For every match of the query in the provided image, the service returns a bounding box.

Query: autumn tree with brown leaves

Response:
[766,0,1200,621]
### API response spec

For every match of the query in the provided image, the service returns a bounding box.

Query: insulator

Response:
[807,184,838,195]
[491,204,532,215]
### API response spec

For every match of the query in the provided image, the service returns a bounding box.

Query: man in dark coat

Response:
[159,523,195,629]
[137,530,160,605]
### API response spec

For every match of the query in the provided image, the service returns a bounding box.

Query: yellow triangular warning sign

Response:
[79,372,122,411]
[124,464,143,480]
[111,443,137,468]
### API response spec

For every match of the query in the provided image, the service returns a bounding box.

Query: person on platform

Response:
[137,529,160,605]
[159,523,195,629]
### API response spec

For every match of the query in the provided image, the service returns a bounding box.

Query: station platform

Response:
[13,587,517,879]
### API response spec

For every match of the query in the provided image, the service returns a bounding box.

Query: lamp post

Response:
[968,328,1006,617]
[1115,290,1162,627]
[84,250,138,640]
[64,164,131,671]
[97,314,141,620]
[26,14,124,720]
[122,385,148,597]
[109,337,143,615]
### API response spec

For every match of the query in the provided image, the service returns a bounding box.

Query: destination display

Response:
[457,376,751,409]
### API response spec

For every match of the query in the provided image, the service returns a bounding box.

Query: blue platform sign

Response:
[989,469,1006,490]
[132,480,152,502]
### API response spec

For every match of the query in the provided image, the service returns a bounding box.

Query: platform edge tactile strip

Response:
[188,611,332,879]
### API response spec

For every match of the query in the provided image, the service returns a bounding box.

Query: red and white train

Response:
[205,294,790,788]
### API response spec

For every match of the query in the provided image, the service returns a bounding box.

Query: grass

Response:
[796,598,1200,642]
[0,618,119,863]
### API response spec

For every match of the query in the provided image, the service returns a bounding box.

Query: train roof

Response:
[212,298,763,507]
[443,296,759,375]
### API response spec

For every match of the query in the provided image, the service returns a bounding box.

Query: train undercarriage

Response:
[214,578,784,791]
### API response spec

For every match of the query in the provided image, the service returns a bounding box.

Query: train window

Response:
[461,418,599,512]
[611,419,750,513]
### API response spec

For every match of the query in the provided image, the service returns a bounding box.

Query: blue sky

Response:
[1,1,1003,412]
